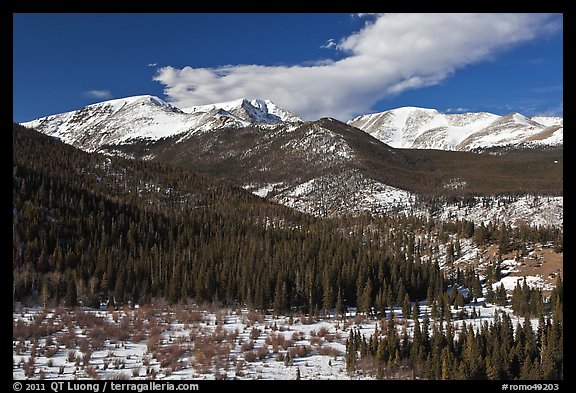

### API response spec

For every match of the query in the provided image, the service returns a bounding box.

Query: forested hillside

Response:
[12,124,563,380]
[14,124,445,311]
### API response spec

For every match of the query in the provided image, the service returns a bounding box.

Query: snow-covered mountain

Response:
[22,95,302,152]
[182,98,301,124]
[19,98,562,226]
[23,96,562,154]
[347,107,563,151]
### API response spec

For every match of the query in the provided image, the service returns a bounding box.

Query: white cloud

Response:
[83,89,112,99]
[446,107,470,113]
[320,39,337,49]
[148,63,158,67]
[154,13,561,121]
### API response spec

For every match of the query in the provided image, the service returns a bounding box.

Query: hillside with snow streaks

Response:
[245,171,562,228]
[348,107,563,151]
[437,195,563,228]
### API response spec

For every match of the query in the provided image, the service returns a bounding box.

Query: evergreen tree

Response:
[65,276,77,308]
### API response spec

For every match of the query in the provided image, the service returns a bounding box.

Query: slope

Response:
[13,123,443,312]
[348,107,563,151]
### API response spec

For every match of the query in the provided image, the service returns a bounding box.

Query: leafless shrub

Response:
[113,358,126,370]
[292,331,305,341]
[235,359,246,377]
[215,309,227,325]
[162,312,173,326]
[317,326,330,338]
[275,352,286,362]
[61,329,77,349]
[106,372,131,380]
[177,308,204,325]
[75,310,105,330]
[244,350,257,362]
[147,333,162,353]
[106,324,131,343]
[265,333,292,352]
[193,336,216,368]
[23,357,36,378]
[132,366,141,377]
[301,315,314,325]
[83,350,93,366]
[240,340,254,352]
[12,319,31,341]
[67,350,76,363]
[85,365,99,379]
[79,338,90,354]
[211,325,226,343]
[318,346,341,357]
[154,343,185,369]
[14,341,26,355]
[227,329,239,344]
[146,368,157,380]
[257,345,269,360]
[87,327,107,349]
[30,343,38,358]
[132,330,146,344]
[288,345,311,358]
[247,310,263,324]
[249,328,261,340]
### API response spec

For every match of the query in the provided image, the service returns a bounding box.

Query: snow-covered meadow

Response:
[13,300,532,381]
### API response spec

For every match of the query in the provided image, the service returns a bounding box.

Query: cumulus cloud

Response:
[320,39,337,49]
[83,89,112,99]
[154,13,561,121]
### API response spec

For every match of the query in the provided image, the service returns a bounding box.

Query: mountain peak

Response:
[182,98,302,124]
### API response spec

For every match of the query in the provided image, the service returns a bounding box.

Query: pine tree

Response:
[65,276,77,308]
[345,329,356,373]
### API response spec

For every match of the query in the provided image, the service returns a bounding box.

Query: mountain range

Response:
[20,95,563,225]
[22,95,562,153]
[348,106,562,151]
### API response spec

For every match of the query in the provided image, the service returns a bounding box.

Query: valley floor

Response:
[13,301,537,381]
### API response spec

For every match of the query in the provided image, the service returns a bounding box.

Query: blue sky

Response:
[13,13,563,122]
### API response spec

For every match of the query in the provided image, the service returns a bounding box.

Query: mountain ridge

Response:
[18,95,562,223]
[22,95,562,154]
[348,106,563,151]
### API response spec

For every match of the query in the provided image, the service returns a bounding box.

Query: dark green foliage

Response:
[13,124,442,310]
[511,279,544,317]
[346,306,563,380]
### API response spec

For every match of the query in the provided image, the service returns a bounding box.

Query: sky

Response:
[13,13,563,123]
